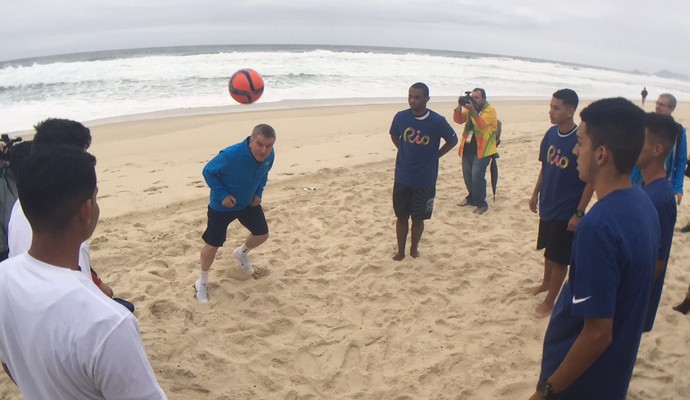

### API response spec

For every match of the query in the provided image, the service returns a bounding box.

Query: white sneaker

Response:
[194,280,208,303]
[233,247,255,275]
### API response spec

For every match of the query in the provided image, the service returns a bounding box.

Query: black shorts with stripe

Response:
[393,182,435,221]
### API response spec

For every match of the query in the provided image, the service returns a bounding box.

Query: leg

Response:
[461,154,475,205]
[471,156,491,209]
[409,218,424,258]
[200,244,219,272]
[527,257,551,295]
[535,260,567,318]
[244,233,269,249]
[393,217,409,261]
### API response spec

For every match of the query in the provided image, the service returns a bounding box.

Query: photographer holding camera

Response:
[453,88,499,214]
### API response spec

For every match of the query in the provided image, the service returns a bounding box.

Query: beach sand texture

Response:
[1,101,689,399]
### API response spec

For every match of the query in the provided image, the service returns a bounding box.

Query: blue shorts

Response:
[202,205,269,247]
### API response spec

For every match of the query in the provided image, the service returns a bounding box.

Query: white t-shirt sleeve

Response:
[91,316,166,399]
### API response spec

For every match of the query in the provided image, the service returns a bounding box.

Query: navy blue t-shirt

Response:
[642,178,677,332]
[539,187,659,400]
[390,109,457,188]
[538,125,586,221]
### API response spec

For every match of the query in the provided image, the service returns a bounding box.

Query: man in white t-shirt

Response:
[0,147,166,399]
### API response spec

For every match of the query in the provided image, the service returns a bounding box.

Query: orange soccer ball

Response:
[228,68,264,104]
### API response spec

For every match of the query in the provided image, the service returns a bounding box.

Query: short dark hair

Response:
[8,140,33,179]
[473,88,486,99]
[410,82,429,97]
[33,118,92,150]
[645,112,682,157]
[18,146,97,233]
[251,124,276,140]
[553,89,579,109]
[579,97,645,175]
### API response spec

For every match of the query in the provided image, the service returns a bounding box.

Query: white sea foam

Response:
[1,45,688,133]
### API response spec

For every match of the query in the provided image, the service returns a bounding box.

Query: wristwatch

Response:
[575,209,585,218]
[537,380,560,399]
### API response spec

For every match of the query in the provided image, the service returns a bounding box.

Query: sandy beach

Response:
[2,99,689,399]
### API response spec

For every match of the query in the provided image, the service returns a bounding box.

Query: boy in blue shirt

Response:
[636,112,681,331]
[531,98,659,400]
[390,82,458,260]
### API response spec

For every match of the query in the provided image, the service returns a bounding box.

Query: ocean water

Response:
[1,44,689,133]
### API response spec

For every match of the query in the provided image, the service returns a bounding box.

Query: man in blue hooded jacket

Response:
[194,124,276,303]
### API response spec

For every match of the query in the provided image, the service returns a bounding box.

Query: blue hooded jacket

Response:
[203,137,274,212]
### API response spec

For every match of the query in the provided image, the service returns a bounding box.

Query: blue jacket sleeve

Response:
[254,157,273,199]
[202,151,232,199]
[672,127,687,195]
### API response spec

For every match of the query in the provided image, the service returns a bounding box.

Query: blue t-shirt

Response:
[538,125,586,221]
[539,187,659,400]
[390,109,457,188]
[641,178,677,332]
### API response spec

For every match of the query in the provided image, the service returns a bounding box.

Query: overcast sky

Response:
[1,1,688,76]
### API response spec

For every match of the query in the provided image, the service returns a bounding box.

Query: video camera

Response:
[0,134,23,161]
[458,91,475,107]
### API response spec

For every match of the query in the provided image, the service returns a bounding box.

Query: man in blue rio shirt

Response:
[531,98,659,400]
[194,124,276,303]
[390,82,458,260]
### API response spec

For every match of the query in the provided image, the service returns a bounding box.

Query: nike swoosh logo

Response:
[572,296,592,304]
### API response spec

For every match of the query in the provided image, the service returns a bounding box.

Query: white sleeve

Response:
[92,316,166,399]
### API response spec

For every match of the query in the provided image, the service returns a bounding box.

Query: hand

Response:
[251,196,262,207]
[567,214,581,231]
[677,193,683,205]
[98,281,114,298]
[529,195,538,214]
[464,101,477,114]
[222,195,237,208]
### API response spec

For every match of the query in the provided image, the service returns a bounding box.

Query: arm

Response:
[2,362,15,385]
[567,183,595,231]
[453,107,468,125]
[202,152,232,200]
[438,135,459,158]
[529,168,543,214]
[391,134,400,149]
[672,128,686,204]
[654,259,666,281]
[541,317,613,395]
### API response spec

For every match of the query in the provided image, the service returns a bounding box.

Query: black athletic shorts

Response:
[202,205,269,247]
[536,219,574,266]
[393,182,435,221]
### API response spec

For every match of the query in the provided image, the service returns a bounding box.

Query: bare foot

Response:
[410,248,420,258]
[673,298,690,315]
[392,252,405,261]
[526,284,548,296]
[535,302,553,318]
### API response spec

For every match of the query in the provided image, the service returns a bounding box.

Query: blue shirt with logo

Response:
[539,187,659,399]
[538,125,586,221]
[390,109,456,188]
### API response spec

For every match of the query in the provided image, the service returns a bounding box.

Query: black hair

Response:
[553,88,579,109]
[33,118,92,150]
[473,88,487,99]
[251,124,276,140]
[410,82,430,97]
[8,140,33,180]
[645,112,682,157]
[579,97,645,175]
[18,146,97,233]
